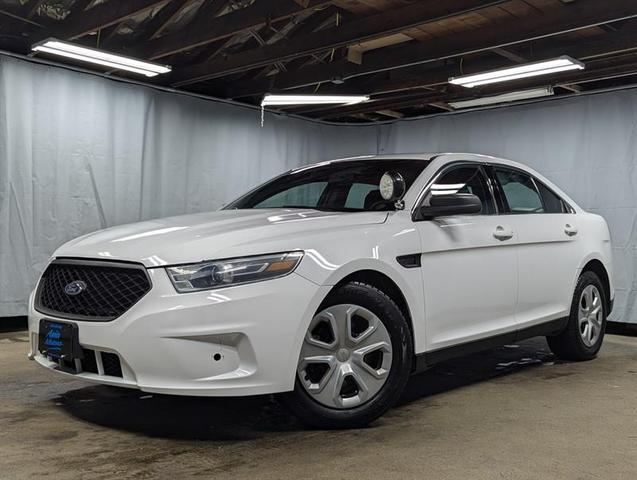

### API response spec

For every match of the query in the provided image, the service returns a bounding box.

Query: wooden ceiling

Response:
[1,0,637,122]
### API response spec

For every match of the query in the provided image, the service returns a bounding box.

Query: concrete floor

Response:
[2,331,637,480]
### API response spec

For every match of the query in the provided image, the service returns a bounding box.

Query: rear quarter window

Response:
[536,181,569,214]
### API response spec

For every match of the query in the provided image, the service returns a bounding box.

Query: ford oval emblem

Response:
[64,280,87,296]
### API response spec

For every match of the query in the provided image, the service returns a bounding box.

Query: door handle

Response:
[564,224,578,236]
[493,225,514,241]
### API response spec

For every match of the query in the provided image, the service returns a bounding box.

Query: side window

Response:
[494,168,544,214]
[425,165,495,214]
[536,181,568,214]
[253,181,327,208]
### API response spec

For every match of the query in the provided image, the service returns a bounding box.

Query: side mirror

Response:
[419,193,482,219]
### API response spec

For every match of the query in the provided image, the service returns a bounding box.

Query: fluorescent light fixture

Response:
[261,94,369,106]
[449,56,583,88]
[449,87,554,109]
[31,38,171,77]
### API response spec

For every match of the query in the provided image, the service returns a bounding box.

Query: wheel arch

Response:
[325,269,415,350]
[581,259,612,314]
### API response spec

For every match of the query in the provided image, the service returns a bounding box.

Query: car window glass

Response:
[229,159,429,212]
[345,183,380,209]
[495,169,544,214]
[425,165,495,214]
[536,181,566,213]
[253,182,328,208]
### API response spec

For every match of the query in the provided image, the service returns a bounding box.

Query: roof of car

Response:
[323,153,516,164]
[330,154,436,162]
[291,153,518,173]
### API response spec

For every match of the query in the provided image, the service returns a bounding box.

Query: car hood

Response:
[54,209,389,267]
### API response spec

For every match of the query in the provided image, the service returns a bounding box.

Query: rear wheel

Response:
[282,281,413,429]
[547,271,607,361]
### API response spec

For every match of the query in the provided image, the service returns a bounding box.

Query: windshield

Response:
[227,159,430,212]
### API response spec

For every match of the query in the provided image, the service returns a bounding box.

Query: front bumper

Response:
[28,268,329,396]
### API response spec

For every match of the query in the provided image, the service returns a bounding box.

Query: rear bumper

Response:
[28,269,329,396]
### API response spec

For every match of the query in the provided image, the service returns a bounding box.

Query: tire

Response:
[547,271,607,361]
[282,281,413,429]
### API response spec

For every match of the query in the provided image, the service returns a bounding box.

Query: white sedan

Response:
[28,153,614,428]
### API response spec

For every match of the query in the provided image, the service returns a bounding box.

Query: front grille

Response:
[35,258,151,321]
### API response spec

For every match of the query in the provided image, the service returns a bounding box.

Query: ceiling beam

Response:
[224,62,461,98]
[470,55,637,94]
[376,109,404,119]
[553,58,637,87]
[307,60,508,97]
[312,92,446,118]
[558,84,582,93]
[33,0,168,41]
[170,0,509,86]
[224,26,637,99]
[290,88,445,115]
[0,6,43,27]
[100,0,197,51]
[184,1,321,66]
[141,0,333,60]
[145,0,193,41]
[491,47,528,63]
[316,54,637,119]
[56,0,94,31]
[301,29,637,110]
[22,0,47,20]
[219,0,637,95]
[429,102,454,112]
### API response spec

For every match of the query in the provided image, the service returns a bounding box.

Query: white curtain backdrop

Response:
[0,56,377,316]
[1,54,636,324]
[377,90,637,323]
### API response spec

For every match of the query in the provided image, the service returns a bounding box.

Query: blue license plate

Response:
[38,320,79,360]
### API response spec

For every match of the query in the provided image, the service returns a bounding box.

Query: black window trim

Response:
[411,160,499,221]
[530,176,549,212]
[483,164,507,213]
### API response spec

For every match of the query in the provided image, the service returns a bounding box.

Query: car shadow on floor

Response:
[53,337,557,440]
[399,337,556,404]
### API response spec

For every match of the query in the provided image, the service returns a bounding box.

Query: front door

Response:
[414,163,518,352]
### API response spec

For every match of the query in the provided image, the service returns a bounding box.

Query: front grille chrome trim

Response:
[34,257,152,322]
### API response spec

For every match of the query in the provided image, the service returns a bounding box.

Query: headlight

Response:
[166,251,304,293]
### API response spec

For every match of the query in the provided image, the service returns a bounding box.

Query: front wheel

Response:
[547,271,607,361]
[282,281,413,429]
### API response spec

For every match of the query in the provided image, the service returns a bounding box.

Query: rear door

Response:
[489,166,581,328]
[414,163,518,352]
